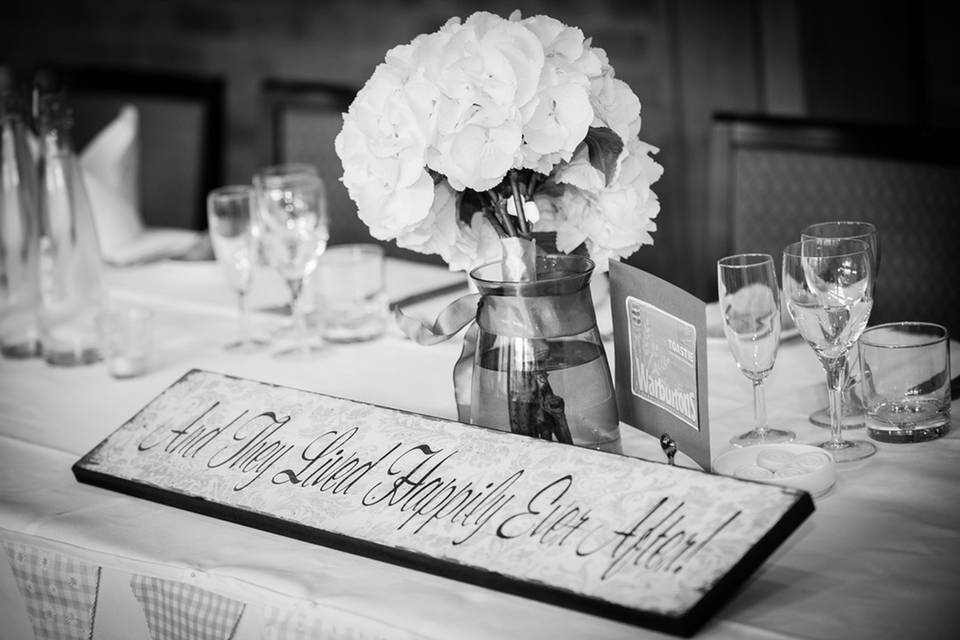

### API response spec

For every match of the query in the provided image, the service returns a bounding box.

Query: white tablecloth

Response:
[1,259,958,640]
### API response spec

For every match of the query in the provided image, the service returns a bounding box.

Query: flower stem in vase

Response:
[506,343,539,437]
[508,171,530,235]
[537,372,573,443]
[504,345,574,443]
[498,231,574,444]
[491,193,518,237]
[483,209,508,238]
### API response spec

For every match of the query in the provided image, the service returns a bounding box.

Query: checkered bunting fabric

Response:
[2,541,101,640]
[262,606,428,640]
[262,607,325,640]
[130,575,245,640]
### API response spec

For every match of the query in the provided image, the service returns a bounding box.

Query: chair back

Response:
[52,65,224,231]
[708,113,960,334]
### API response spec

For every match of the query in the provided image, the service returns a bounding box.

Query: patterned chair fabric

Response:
[710,114,960,335]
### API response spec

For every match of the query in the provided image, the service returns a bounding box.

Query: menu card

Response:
[74,369,812,637]
[609,261,711,470]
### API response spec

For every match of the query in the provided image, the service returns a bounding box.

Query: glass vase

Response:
[0,88,42,358]
[468,253,621,452]
[36,91,107,365]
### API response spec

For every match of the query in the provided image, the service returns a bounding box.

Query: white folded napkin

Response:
[79,105,201,266]
[81,105,143,257]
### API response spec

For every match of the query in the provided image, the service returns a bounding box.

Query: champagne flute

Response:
[207,185,268,352]
[801,221,879,429]
[255,172,329,358]
[718,254,795,447]
[782,238,877,462]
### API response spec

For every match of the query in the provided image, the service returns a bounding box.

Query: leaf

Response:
[536,180,565,199]
[583,126,624,186]
[457,189,485,223]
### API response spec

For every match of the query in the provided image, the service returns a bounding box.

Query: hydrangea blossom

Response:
[335,10,662,272]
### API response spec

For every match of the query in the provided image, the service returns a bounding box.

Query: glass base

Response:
[814,438,877,462]
[224,337,270,353]
[868,422,950,443]
[270,322,296,339]
[866,399,950,443]
[1,339,41,359]
[867,414,950,443]
[809,406,865,429]
[577,432,622,453]
[730,428,796,448]
[272,342,325,360]
[44,346,101,366]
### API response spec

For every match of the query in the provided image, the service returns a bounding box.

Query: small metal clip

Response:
[660,433,678,466]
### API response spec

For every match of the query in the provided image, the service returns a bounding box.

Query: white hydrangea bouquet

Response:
[335,10,663,275]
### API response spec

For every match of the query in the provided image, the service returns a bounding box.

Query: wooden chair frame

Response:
[261,78,355,166]
[48,64,225,231]
[707,112,960,330]
[708,112,956,263]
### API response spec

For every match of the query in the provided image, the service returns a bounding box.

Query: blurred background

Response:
[1,0,957,302]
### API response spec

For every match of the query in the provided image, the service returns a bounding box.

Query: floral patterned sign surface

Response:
[73,369,812,637]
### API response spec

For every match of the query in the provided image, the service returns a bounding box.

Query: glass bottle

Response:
[0,87,42,357]
[35,90,106,365]
[469,253,621,452]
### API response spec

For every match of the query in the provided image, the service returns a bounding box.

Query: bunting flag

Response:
[2,541,101,640]
[130,575,245,640]
[262,605,425,640]
[261,607,323,640]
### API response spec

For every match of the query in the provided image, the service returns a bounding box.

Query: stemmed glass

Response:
[782,238,877,462]
[801,221,880,429]
[254,171,329,358]
[718,254,795,447]
[256,163,318,181]
[253,164,320,335]
[207,185,268,353]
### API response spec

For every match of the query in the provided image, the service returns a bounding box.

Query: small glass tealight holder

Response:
[311,244,389,342]
[97,307,154,378]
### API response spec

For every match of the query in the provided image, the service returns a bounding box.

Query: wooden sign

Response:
[610,262,712,471]
[73,369,813,637]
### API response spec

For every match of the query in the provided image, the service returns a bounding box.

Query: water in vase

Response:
[472,338,621,452]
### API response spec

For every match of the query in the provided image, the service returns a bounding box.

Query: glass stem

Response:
[237,289,250,345]
[286,278,308,354]
[842,345,862,412]
[752,378,767,436]
[825,355,847,446]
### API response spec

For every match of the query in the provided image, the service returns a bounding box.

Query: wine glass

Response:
[255,163,318,182]
[207,185,268,353]
[254,171,329,358]
[801,221,879,430]
[253,164,319,334]
[782,238,877,462]
[718,254,795,447]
